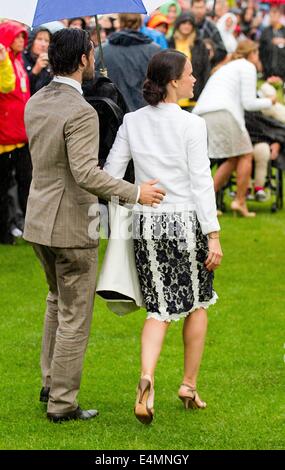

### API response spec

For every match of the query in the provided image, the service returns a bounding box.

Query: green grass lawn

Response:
[0,197,284,450]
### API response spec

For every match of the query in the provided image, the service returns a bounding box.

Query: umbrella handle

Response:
[95,15,108,77]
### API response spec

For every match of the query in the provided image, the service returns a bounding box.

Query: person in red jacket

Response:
[0,21,32,244]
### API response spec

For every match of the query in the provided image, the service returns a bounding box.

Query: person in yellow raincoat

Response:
[0,43,16,93]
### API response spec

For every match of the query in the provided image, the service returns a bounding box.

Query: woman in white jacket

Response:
[194,40,275,217]
[105,50,223,424]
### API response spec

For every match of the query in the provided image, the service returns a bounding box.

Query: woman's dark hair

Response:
[27,27,52,53]
[48,28,92,76]
[143,49,187,106]
[68,17,87,30]
[174,12,196,32]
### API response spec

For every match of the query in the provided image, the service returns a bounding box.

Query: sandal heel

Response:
[178,384,207,410]
[134,377,154,425]
[179,396,190,409]
[179,395,198,410]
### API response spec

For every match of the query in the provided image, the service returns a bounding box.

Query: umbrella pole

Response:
[94,15,108,77]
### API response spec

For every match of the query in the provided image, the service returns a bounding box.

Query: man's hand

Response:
[139,179,166,206]
[0,43,7,62]
[205,237,223,272]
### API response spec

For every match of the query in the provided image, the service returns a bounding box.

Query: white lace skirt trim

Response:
[146,291,218,323]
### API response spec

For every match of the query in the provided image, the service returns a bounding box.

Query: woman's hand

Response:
[32,53,49,75]
[205,237,223,272]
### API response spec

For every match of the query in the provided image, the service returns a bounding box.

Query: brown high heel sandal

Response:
[178,384,207,410]
[134,376,154,425]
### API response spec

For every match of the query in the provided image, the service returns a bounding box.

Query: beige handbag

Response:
[96,202,144,316]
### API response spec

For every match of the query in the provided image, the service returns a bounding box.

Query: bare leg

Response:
[214,157,238,193]
[134,318,170,422]
[180,308,208,407]
[235,153,253,205]
[141,318,170,382]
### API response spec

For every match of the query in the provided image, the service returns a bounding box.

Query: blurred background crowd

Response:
[0,0,285,244]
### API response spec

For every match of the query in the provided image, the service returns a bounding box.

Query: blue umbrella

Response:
[0,0,166,28]
[0,0,167,75]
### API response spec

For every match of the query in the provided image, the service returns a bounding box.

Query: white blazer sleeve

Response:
[240,62,272,112]
[186,117,220,235]
[104,116,132,178]
[104,117,141,202]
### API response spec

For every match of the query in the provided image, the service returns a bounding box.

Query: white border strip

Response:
[0,0,38,27]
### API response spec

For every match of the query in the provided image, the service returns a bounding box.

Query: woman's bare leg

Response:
[180,308,208,406]
[214,157,238,193]
[141,318,170,382]
[235,153,253,205]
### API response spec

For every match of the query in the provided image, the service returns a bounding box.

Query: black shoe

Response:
[0,233,15,245]
[40,386,50,403]
[47,406,99,423]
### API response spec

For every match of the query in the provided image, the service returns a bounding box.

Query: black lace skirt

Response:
[133,211,218,322]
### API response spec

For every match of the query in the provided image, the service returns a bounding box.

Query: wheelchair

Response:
[213,156,284,213]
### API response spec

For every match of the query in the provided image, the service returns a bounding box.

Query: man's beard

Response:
[83,63,95,81]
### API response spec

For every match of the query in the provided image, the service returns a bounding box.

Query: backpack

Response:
[83,76,134,183]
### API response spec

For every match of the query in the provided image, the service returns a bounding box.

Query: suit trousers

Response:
[32,243,98,414]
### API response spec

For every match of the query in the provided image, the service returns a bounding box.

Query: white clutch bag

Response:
[96,202,144,316]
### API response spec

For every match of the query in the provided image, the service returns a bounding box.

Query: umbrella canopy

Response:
[0,0,166,28]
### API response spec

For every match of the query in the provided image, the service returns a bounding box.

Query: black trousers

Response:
[0,145,32,243]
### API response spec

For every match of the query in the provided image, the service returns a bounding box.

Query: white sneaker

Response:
[255,189,267,202]
[11,227,23,238]
[246,192,255,201]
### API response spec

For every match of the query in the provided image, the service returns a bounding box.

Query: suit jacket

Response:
[23,81,138,248]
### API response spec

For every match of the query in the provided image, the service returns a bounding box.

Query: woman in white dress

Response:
[104,50,223,424]
[193,40,275,217]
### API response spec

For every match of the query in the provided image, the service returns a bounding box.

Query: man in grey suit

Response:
[24,28,165,423]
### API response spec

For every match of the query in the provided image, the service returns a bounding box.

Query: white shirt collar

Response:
[53,76,83,95]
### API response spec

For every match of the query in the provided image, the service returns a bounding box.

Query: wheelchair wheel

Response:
[276,168,283,210]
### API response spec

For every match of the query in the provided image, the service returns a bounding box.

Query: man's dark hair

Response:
[48,28,92,76]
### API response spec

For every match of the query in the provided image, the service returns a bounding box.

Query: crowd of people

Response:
[0,1,284,425]
[0,0,285,242]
